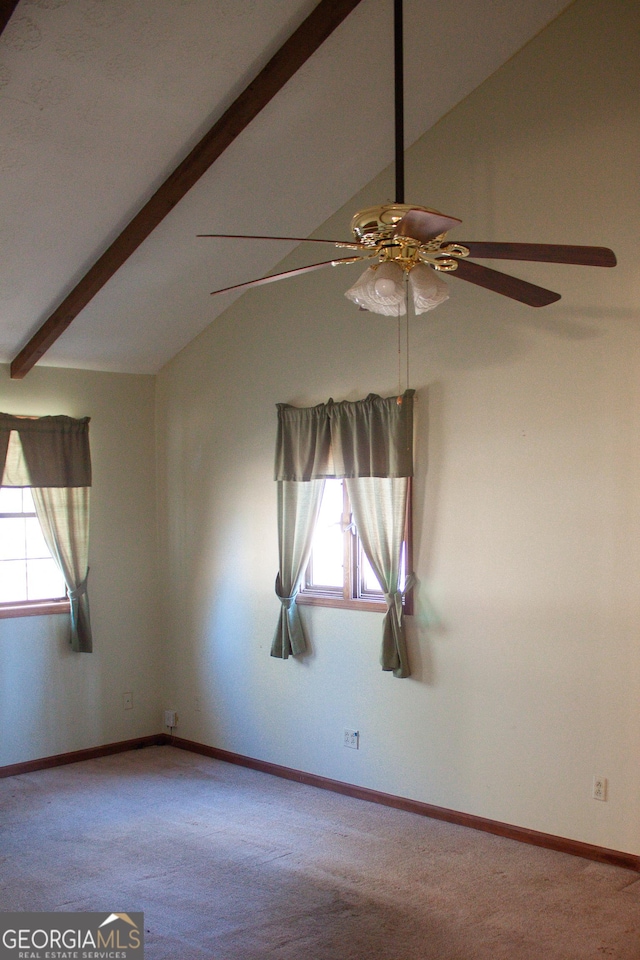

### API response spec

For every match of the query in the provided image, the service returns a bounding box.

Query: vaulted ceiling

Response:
[0,0,572,376]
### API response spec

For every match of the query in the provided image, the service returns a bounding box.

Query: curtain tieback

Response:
[67,574,89,602]
[274,575,298,610]
[384,572,417,613]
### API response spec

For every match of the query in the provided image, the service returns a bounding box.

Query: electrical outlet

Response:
[164,709,178,728]
[194,697,201,713]
[123,692,133,710]
[592,775,607,801]
[344,728,359,750]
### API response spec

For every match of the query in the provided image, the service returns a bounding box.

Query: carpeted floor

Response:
[0,745,638,959]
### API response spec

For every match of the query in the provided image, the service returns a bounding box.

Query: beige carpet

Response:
[0,745,638,959]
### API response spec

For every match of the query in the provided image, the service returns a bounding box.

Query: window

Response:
[0,412,91,645]
[272,390,414,676]
[0,487,69,618]
[298,478,413,613]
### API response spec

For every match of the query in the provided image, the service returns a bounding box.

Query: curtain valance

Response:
[0,414,92,487]
[275,390,414,481]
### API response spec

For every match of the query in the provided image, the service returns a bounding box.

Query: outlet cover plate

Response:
[344,728,359,749]
[592,775,607,801]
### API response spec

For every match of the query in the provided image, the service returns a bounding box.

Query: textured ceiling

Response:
[0,0,573,374]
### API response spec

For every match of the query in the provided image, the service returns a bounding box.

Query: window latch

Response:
[341,517,356,535]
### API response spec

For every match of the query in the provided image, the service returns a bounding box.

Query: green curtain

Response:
[273,401,333,658]
[346,477,414,678]
[328,392,414,478]
[31,487,92,652]
[275,401,332,481]
[0,414,93,653]
[0,414,91,486]
[271,479,325,659]
[273,391,415,676]
[275,391,414,481]
[0,427,9,480]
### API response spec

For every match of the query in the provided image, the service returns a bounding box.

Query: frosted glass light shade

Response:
[344,262,406,316]
[409,262,449,313]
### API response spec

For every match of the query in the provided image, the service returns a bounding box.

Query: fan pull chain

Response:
[405,273,410,391]
[397,273,411,396]
[397,311,402,397]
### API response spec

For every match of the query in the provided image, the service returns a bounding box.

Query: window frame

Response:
[0,487,69,620]
[297,478,414,615]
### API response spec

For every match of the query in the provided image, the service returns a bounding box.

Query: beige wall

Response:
[0,364,160,765]
[156,0,640,855]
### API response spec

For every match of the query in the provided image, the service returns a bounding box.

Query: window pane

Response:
[0,560,27,602]
[0,487,24,513]
[0,518,27,560]
[25,516,50,557]
[308,479,344,588]
[26,558,66,601]
[359,540,406,595]
[0,489,66,603]
[361,548,381,592]
[398,540,407,592]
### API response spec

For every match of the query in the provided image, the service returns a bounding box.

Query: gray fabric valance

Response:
[0,414,92,487]
[275,390,414,481]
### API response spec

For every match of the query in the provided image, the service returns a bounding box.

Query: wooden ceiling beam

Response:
[10,0,364,378]
[0,1,21,36]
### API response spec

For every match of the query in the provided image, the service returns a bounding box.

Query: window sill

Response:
[297,593,386,613]
[297,590,414,615]
[0,600,70,619]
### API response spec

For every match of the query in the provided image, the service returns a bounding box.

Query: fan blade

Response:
[198,232,361,248]
[210,257,361,296]
[394,208,462,243]
[450,259,561,307]
[457,242,616,267]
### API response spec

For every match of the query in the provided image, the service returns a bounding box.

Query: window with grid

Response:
[298,478,412,612]
[0,487,66,609]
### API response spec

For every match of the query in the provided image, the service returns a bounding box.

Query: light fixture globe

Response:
[344,261,406,315]
[409,262,449,313]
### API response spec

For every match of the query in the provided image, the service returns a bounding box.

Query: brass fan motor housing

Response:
[350,203,447,246]
[348,203,466,272]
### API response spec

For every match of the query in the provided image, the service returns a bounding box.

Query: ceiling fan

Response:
[199,0,616,315]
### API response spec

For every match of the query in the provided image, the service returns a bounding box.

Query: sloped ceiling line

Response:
[9,0,364,379]
[0,1,20,37]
